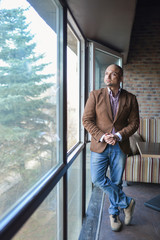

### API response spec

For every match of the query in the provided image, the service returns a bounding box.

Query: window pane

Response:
[67,25,80,151]
[68,153,82,240]
[86,143,92,208]
[95,50,121,89]
[0,0,63,218]
[12,180,63,240]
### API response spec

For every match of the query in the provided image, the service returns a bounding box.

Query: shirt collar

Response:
[107,87,121,97]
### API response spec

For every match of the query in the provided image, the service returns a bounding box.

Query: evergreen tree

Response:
[0,7,56,178]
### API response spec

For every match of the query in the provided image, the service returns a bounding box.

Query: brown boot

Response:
[109,214,122,232]
[124,199,135,225]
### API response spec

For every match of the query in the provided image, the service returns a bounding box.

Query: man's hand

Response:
[104,133,119,145]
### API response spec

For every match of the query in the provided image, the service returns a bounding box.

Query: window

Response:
[12,180,63,240]
[95,49,122,89]
[68,153,82,240]
[67,25,80,151]
[86,143,92,208]
[88,41,122,91]
[0,0,63,220]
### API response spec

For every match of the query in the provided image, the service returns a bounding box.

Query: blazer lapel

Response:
[114,89,126,122]
[104,88,113,121]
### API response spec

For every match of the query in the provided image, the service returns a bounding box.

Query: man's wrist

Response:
[100,134,105,142]
[114,135,120,141]
[114,132,122,141]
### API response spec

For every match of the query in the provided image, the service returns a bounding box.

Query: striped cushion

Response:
[123,119,160,183]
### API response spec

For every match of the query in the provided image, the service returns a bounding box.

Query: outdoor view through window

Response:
[67,25,80,151]
[0,0,62,222]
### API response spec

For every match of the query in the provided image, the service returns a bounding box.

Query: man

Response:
[82,64,139,232]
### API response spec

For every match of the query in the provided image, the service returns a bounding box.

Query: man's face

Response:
[104,65,122,88]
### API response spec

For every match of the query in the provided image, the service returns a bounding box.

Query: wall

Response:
[123,0,160,118]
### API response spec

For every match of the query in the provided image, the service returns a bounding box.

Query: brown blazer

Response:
[82,88,140,154]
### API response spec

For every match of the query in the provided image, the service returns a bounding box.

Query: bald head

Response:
[108,64,123,77]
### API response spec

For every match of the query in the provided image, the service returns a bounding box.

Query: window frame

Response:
[88,41,123,92]
[67,11,85,157]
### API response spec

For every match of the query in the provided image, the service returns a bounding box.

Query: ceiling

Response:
[66,0,137,64]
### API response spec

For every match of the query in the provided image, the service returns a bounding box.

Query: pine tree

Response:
[0,7,56,179]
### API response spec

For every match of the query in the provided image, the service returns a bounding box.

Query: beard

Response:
[105,81,114,87]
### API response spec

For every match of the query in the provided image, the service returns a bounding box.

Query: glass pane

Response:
[68,153,82,240]
[86,143,92,208]
[12,180,63,240]
[67,25,80,151]
[0,0,63,218]
[95,49,121,89]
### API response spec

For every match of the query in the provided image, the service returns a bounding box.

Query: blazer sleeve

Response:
[118,95,140,140]
[82,91,105,142]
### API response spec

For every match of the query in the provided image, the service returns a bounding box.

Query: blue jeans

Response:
[91,143,131,215]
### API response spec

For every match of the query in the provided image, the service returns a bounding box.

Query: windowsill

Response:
[67,142,84,164]
[79,186,104,240]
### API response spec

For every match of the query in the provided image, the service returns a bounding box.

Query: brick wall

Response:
[123,0,160,118]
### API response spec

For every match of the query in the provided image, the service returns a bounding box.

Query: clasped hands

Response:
[103,133,119,145]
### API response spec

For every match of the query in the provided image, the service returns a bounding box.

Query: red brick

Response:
[124,0,160,118]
